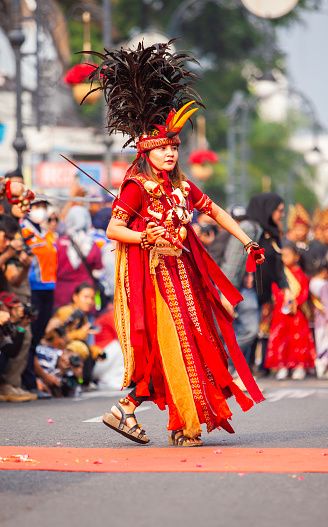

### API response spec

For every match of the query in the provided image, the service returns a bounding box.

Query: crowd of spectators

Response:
[195,195,328,385]
[0,170,121,402]
[1,169,328,403]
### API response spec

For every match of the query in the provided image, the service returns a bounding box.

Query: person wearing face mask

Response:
[21,197,58,378]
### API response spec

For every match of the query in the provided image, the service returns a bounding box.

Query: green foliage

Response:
[56,0,321,209]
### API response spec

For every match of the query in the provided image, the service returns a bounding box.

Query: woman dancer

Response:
[85,40,265,446]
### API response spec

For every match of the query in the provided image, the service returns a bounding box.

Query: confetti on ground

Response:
[256,450,263,453]
[196,463,203,467]
[238,473,245,477]
[93,459,103,465]
[213,449,222,454]
[298,476,304,480]
[56,442,62,445]
[46,419,54,424]
[0,454,37,464]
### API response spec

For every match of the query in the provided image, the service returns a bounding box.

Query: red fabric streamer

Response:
[246,247,265,272]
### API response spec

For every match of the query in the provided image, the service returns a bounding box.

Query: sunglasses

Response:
[47,217,59,223]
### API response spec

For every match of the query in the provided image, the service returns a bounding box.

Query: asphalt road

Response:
[1,377,328,527]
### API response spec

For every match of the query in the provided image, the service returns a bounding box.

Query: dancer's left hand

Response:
[146,222,166,244]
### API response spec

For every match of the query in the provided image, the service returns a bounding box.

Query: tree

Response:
[56,0,323,208]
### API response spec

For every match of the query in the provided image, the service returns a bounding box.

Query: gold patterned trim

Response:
[114,242,134,387]
[137,135,181,153]
[153,274,202,439]
[196,195,213,216]
[112,207,131,223]
[159,259,212,430]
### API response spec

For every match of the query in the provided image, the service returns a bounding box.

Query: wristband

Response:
[140,230,154,250]
[16,326,25,333]
[244,240,253,251]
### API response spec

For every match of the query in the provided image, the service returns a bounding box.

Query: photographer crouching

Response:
[0,210,43,396]
[44,283,105,390]
[0,214,39,401]
[34,311,91,398]
[0,293,37,402]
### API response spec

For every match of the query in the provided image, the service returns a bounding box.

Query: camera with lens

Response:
[0,320,17,341]
[23,303,39,321]
[54,308,85,338]
[61,369,81,397]
[21,233,34,256]
[0,300,17,343]
[199,223,218,236]
[69,353,82,368]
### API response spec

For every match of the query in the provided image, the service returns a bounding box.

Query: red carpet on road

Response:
[0,447,327,473]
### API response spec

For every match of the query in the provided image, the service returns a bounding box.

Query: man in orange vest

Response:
[21,196,58,389]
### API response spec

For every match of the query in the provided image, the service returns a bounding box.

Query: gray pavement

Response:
[1,377,328,527]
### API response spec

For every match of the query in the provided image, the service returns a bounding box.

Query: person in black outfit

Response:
[245,193,290,373]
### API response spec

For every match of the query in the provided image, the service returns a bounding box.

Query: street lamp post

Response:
[238,83,322,205]
[8,1,26,171]
[225,91,245,208]
[102,0,113,188]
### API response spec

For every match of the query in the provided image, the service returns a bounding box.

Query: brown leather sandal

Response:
[103,403,150,445]
[168,430,203,447]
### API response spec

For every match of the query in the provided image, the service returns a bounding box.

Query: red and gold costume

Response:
[112,165,264,438]
[85,39,264,440]
[265,265,316,371]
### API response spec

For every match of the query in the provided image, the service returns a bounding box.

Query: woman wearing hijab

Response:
[245,193,290,372]
[54,206,103,310]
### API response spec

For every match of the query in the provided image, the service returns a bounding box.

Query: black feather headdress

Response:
[79,39,204,148]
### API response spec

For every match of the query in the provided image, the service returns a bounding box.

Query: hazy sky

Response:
[278,7,328,131]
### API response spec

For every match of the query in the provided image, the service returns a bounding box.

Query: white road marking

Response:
[265,388,328,402]
[83,405,152,422]
[74,389,129,401]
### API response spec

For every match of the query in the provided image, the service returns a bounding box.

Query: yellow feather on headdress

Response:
[165,101,198,138]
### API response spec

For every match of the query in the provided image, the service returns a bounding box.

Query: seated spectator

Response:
[35,343,84,398]
[34,344,69,396]
[0,292,37,402]
[50,283,95,343]
[48,283,99,387]
[54,206,103,310]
